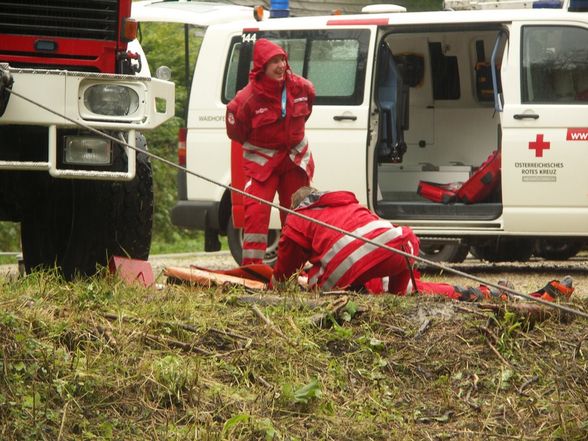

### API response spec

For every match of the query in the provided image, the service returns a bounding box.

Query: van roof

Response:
[132,1,253,26]
[133,1,581,29]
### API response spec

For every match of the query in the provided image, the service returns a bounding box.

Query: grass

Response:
[150,235,228,255]
[0,254,18,265]
[0,269,587,440]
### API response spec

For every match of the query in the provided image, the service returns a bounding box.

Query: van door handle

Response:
[513,113,539,120]
[333,115,357,121]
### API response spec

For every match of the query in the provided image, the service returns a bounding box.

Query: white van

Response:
[134,0,588,264]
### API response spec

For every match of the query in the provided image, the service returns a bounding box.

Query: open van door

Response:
[502,22,588,235]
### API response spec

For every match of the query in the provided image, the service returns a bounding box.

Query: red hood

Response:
[249,38,290,82]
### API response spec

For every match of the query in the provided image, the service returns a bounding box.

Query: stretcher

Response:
[164,263,273,290]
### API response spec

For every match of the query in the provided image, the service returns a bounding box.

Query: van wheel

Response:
[419,242,469,263]
[471,237,534,262]
[534,239,583,261]
[226,215,279,266]
[21,144,153,279]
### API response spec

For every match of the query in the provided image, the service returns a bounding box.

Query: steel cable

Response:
[5,84,588,320]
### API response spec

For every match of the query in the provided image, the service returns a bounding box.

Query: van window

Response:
[307,39,360,97]
[224,41,242,100]
[270,36,363,102]
[222,30,369,105]
[521,26,588,103]
[267,38,306,75]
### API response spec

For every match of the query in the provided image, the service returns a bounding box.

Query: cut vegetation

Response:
[0,270,587,440]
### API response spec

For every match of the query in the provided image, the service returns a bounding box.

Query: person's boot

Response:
[486,279,514,302]
[530,276,574,302]
[454,280,514,302]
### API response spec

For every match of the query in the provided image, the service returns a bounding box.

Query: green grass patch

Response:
[150,235,228,255]
[0,254,18,265]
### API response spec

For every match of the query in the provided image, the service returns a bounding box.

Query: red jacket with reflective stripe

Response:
[226,39,315,182]
[273,191,414,290]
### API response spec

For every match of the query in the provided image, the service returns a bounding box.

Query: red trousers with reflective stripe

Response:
[359,232,461,300]
[242,158,309,265]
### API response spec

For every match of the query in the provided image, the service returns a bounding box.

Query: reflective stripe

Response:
[290,136,308,154]
[382,277,389,292]
[292,143,312,172]
[308,220,393,286]
[406,240,415,256]
[298,147,312,172]
[323,227,403,290]
[243,142,278,166]
[243,233,267,244]
[243,151,269,165]
[243,142,278,156]
[243,249,265,260]
[404,238,416,294]
[404,278,413,295]
[289,137,309,167]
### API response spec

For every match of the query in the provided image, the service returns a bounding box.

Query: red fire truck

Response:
[0,0,174,278]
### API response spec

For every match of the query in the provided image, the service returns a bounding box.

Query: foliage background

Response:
[0,0,442,254]
[138,22,204,253]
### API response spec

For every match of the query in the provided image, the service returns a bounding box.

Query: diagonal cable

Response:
[5,84,588,320]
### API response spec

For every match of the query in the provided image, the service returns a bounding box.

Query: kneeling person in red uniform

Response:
[226,39,315,265]
[272,187,574,302]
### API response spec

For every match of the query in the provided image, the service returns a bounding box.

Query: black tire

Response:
[108,148,153,261]
[534,239,583,261]
[419,242,470,263]
[471,237,534,262]
[226,214,280,266]
[21,136,153,279]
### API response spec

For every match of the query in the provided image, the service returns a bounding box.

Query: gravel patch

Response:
[2,252,586,299]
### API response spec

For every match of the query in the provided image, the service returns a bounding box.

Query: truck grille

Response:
[0,0,119,40]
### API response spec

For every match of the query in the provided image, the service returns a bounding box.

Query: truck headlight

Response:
[79,81,146,122]
[64,136,112,165]
[83,84,139,116]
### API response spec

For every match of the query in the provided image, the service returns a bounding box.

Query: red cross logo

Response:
[529,134,550,157]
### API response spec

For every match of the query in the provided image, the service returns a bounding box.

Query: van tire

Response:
[471,237,534,262]
[534,239,583,261]
[226,214,279,266]
[21,141,153,279]
[419,242,469,263]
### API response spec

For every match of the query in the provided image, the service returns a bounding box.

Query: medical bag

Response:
[417,150,501,204]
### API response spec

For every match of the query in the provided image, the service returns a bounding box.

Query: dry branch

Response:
[310,296,350,328]
[251,304,296,347]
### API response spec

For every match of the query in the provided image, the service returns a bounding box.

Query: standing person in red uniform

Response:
[272,186,575,302]
[226,39,315,265]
